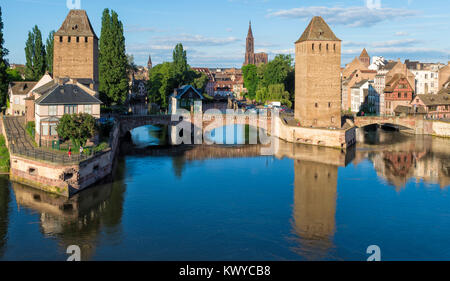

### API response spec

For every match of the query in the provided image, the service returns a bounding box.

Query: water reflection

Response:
[10,158,127,261]
[357,129,450,189]
[1,124,449,260]
[0,176,10,258]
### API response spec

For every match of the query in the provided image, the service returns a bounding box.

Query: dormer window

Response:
[72,24,78,30]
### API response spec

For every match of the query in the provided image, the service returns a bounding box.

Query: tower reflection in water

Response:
[273,139,355,260]
[10,159,127,261]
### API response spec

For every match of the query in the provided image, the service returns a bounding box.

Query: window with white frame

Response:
[49,105,57,116]
[84,104,92,114]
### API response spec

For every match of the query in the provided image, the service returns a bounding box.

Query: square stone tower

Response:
[53,10,98,86]
[295,16,342,128]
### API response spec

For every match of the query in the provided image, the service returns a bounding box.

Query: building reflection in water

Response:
[356,128,450,190]
[274,140,354,260]
[10,158,127,261]
[0,176,10,258]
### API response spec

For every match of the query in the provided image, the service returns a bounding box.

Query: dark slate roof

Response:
[55,10,97,38]
[173,85,205,100]
[9,81,37,95]
[381,61,398,71]
[33,80,58,95]
[35,83,102,105]
[296,16,340,43]
[351,79,369,88]
[416,94,450,106]
[395,105,426,114]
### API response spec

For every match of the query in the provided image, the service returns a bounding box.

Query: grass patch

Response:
[0,135,10,173]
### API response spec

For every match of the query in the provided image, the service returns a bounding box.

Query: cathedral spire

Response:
[247,21,253,38]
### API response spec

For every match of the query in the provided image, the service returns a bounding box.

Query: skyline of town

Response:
[2,0,450,67]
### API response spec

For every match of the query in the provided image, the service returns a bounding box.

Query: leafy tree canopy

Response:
[57,113,96,148]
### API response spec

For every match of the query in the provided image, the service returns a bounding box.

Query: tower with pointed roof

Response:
[359,48,370,68]
[295,16,342,128]
[53,10,98,88]
[244,21,255,65]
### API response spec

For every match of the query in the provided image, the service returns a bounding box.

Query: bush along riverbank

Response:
[0,135,10,173]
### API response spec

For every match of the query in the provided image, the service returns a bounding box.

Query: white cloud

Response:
[152,34,240,46]
[394,31,409,37]
[268,5,418,27]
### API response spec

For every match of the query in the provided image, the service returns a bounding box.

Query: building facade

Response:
[295,16,341,128]
[384,74,414,115]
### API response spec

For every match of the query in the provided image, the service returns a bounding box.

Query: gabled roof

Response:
[416,94,450,106]
[296,16,340,43]
[9,82,37,95]
[55,10,97,38]
[351,79,369,89]
[359,48,370,58]
[35,83,102,105]
[384,74,413,93]
[173,85,205,100]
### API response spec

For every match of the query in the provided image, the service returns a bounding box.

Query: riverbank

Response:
[0,135,10,173]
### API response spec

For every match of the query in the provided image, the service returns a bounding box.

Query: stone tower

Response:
[244,21,255,66]
[53,10,98,87]
[359,48,370,68]
[295,16,342,128]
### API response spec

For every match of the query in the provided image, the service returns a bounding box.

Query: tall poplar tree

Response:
[24,25,46,81]
[45,30,55,74]
[0,6,9,108]
[99,9,128,105]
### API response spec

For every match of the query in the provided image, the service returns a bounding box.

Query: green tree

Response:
[45,30,55,73]
[99,9,129,105]
[24,25,46,81]
[57,113,96,148]
[0,7,9,108]
[242,64,258,100]
[6,68,22,81]
[193,71,209,93]
[172,43,188,86]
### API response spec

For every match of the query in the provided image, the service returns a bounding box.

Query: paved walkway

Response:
[3,116,92,164]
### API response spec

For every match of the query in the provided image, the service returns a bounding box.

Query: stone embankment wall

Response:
[430,121,450,138]
[272,115,356,149]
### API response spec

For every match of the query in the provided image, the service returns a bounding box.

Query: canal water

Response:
[0,125,449,261]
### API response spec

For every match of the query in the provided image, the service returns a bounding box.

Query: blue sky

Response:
[2,0,449,68]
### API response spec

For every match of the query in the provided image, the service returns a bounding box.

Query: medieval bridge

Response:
[118,113,272,137]
[353,116,430,134]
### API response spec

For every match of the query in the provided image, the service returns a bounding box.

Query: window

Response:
[59,36,63,43]
[64,105,77,114]
[331,117,335,123]
[68,36,71,43]
[312,43,314,51]
[14,97,19,104]
[42,124,49,136]
[50,125,58,136]
[319,44,322,51]
[315,103,318,108]
[326,44,329,51]
[85,37,88,43]
[328,102,331,108]
[84,104,92,114]
[76,37,79,43]
[49,105,57,116]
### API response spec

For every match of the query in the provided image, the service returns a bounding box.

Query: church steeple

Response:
[244,21,255,65]
[147,55,152,70]
[247,21,253,38]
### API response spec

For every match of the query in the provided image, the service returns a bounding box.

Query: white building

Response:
[351,79,369,113]
[369,56,388,71]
